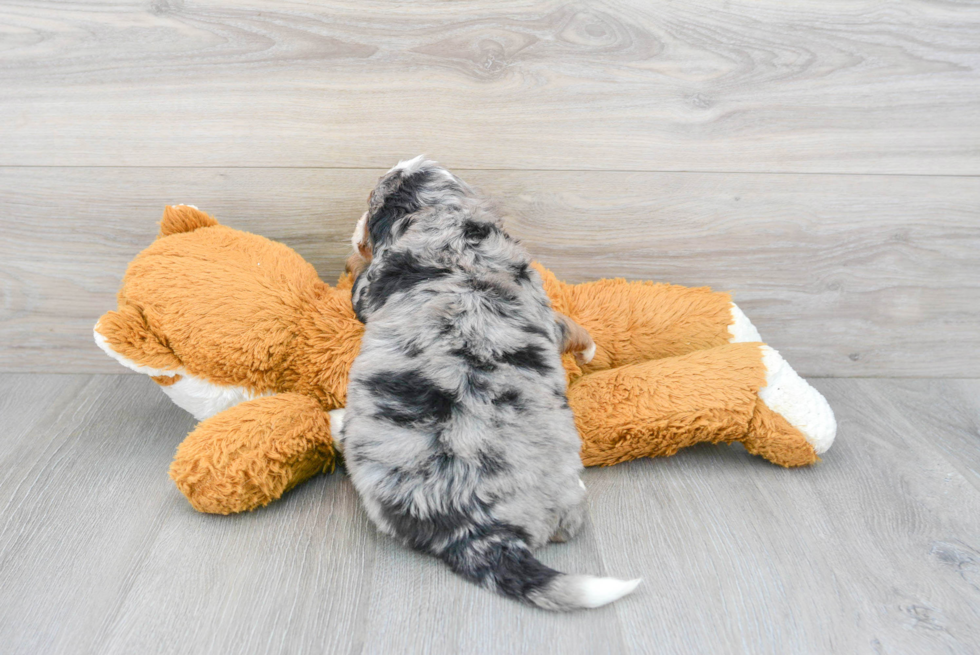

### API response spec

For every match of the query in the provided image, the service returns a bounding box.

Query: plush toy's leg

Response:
[568,343,827,468]
[169,393,336,514]
[535,264,735,371]
[537,264,789,375]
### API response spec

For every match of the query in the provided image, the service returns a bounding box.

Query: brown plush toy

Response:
[94,205,836,515]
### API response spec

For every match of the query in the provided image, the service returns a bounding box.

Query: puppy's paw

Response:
[557,313,596,365]
[328,408,347,452]
[575,340,596,365]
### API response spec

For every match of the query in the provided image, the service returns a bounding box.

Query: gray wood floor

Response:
[1,373,978,655]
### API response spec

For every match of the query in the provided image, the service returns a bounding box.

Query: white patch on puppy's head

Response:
[389,154,427,176]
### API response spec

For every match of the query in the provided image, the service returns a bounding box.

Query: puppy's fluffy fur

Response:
[341,156,639,611]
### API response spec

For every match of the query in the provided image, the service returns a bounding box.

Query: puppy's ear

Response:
[366,155,434,249]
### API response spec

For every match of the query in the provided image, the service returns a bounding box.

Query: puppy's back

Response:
[342,157,640,610]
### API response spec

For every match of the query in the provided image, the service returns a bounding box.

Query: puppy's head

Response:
[350,156,464,263]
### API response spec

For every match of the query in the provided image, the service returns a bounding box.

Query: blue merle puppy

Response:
[336,156,640,611]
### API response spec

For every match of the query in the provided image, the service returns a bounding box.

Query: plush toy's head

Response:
[94,205,363,421]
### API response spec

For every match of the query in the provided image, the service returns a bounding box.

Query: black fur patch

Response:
[401,339,424,358]
[477,448,509,476]
[512,262,531,282]
[426,449,456,477]
[443,531,559,601]
[438,317,457,337]
[520,323,552,341]
[462,220,496,243]
[377,493,492,553]
[369,170,431,247]
[465,276,518,303]
[451,345,497,372]
[552,387,571,409]
[492,388,524,409]
[465,276,519,318]
[366,250,451,311]
[499,345,552,374]
[351,273,370,323]
[366,370,457,425]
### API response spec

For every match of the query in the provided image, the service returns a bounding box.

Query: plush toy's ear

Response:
[158,205,218,238]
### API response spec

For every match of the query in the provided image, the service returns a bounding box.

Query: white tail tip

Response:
[579,577,642,608]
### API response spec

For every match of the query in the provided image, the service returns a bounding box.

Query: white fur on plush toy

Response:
[157,375,271,422]
[93,328,178,378]
[758,346,836,454]
[94,324,270,421]
[727,303,836,454]
[727,303,763,343]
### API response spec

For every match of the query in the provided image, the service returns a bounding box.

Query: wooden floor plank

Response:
[0,1,978,173]
[93,470,377,655]
[0,375,195,655]
[589,378,980,655]
[356,508,628,655]
[853,379,980,494]
[2,375,979,654]
[2,167,977,377]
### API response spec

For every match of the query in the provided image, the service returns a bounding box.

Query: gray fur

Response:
[341,157,621,611]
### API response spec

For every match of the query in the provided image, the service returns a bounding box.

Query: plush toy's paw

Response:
[758,346,836,455]
[727,303,836,455]
[743,398,820,467]
[169,393,336,514]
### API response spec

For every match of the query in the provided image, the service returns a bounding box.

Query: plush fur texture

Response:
[342,159,638,610]
[169,393,336,515]
[93,205,834,516]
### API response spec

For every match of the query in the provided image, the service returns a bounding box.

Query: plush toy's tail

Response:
[158,204,218,237]
[438,527,640,611]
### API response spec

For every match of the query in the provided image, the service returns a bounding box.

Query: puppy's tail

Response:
[440,527,640,611]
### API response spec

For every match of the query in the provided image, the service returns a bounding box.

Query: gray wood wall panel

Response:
[2,167,977,377]
[0,1,978,173]
[2,374,978,654]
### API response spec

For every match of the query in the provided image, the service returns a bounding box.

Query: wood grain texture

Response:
[1,167,978,377]
[1,374,978,654]
[588,378,980,655]
[1,0,978,173]
[0,374,378,655]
